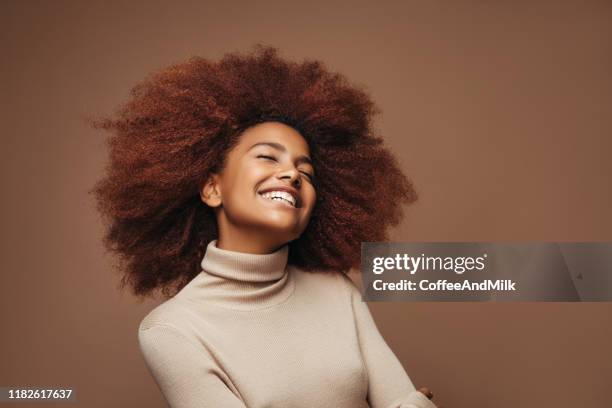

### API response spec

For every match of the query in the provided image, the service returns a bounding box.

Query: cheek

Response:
[219,173,249,206]
[243,165,270,185]
[226,179,256,208]
[229,166,262,194]
[302,188,317,213]
[222,168,268,211]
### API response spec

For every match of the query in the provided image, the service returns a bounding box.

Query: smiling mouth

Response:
[258,192,298,209]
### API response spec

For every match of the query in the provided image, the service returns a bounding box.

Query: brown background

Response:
[1,1,611,407]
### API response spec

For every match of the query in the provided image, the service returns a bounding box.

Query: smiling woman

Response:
[90,45,435,408]
[200,122,317,254]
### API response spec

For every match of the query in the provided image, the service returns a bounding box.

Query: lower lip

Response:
[258,193,297,210]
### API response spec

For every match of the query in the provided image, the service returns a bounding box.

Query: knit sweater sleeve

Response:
[138,323,246,408]
[340,274,437,408]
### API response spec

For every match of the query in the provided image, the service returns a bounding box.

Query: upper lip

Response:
[258,185,301,208]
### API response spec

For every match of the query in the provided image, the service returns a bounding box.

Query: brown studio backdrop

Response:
[1,1,611,407]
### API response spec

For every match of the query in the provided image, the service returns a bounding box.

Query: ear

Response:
[200,173,222,208]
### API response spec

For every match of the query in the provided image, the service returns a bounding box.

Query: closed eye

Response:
[257,154,277,161]
[300,171,314,181]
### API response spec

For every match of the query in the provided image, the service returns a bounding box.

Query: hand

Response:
[418,387,433,400]
[418,387,444,407]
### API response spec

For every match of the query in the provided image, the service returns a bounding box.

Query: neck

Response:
[216,234,286,254]
[176,239,295,311]
[214,210,293,254]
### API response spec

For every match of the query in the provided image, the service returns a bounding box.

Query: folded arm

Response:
[342,274,438,408]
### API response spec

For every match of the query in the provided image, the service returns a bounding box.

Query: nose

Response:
[276,167,301,188]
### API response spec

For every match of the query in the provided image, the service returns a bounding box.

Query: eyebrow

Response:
[247,142,313,166]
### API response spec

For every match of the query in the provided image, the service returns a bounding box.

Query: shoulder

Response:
[137,297,198,346]
[138,273,207,332]
[137,299,204,357]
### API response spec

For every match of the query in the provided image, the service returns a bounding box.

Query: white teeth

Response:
[261,191,296,207]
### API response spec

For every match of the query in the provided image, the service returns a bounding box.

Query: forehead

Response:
[235,122,310,154]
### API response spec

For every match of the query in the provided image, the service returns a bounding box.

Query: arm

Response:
[342,274,437,408]
[138,324,247,408]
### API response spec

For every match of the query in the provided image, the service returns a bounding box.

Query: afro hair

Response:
[90,44,417,299]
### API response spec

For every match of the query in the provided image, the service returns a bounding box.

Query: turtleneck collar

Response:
[177,239,295,311]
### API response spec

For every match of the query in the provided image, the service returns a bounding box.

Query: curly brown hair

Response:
[90,44,417,299]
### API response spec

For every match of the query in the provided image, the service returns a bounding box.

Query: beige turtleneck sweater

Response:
[138,240,436,408]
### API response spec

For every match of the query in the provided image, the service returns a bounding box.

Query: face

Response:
[200,122,317,253]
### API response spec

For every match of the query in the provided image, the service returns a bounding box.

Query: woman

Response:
[92,45,437,408]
